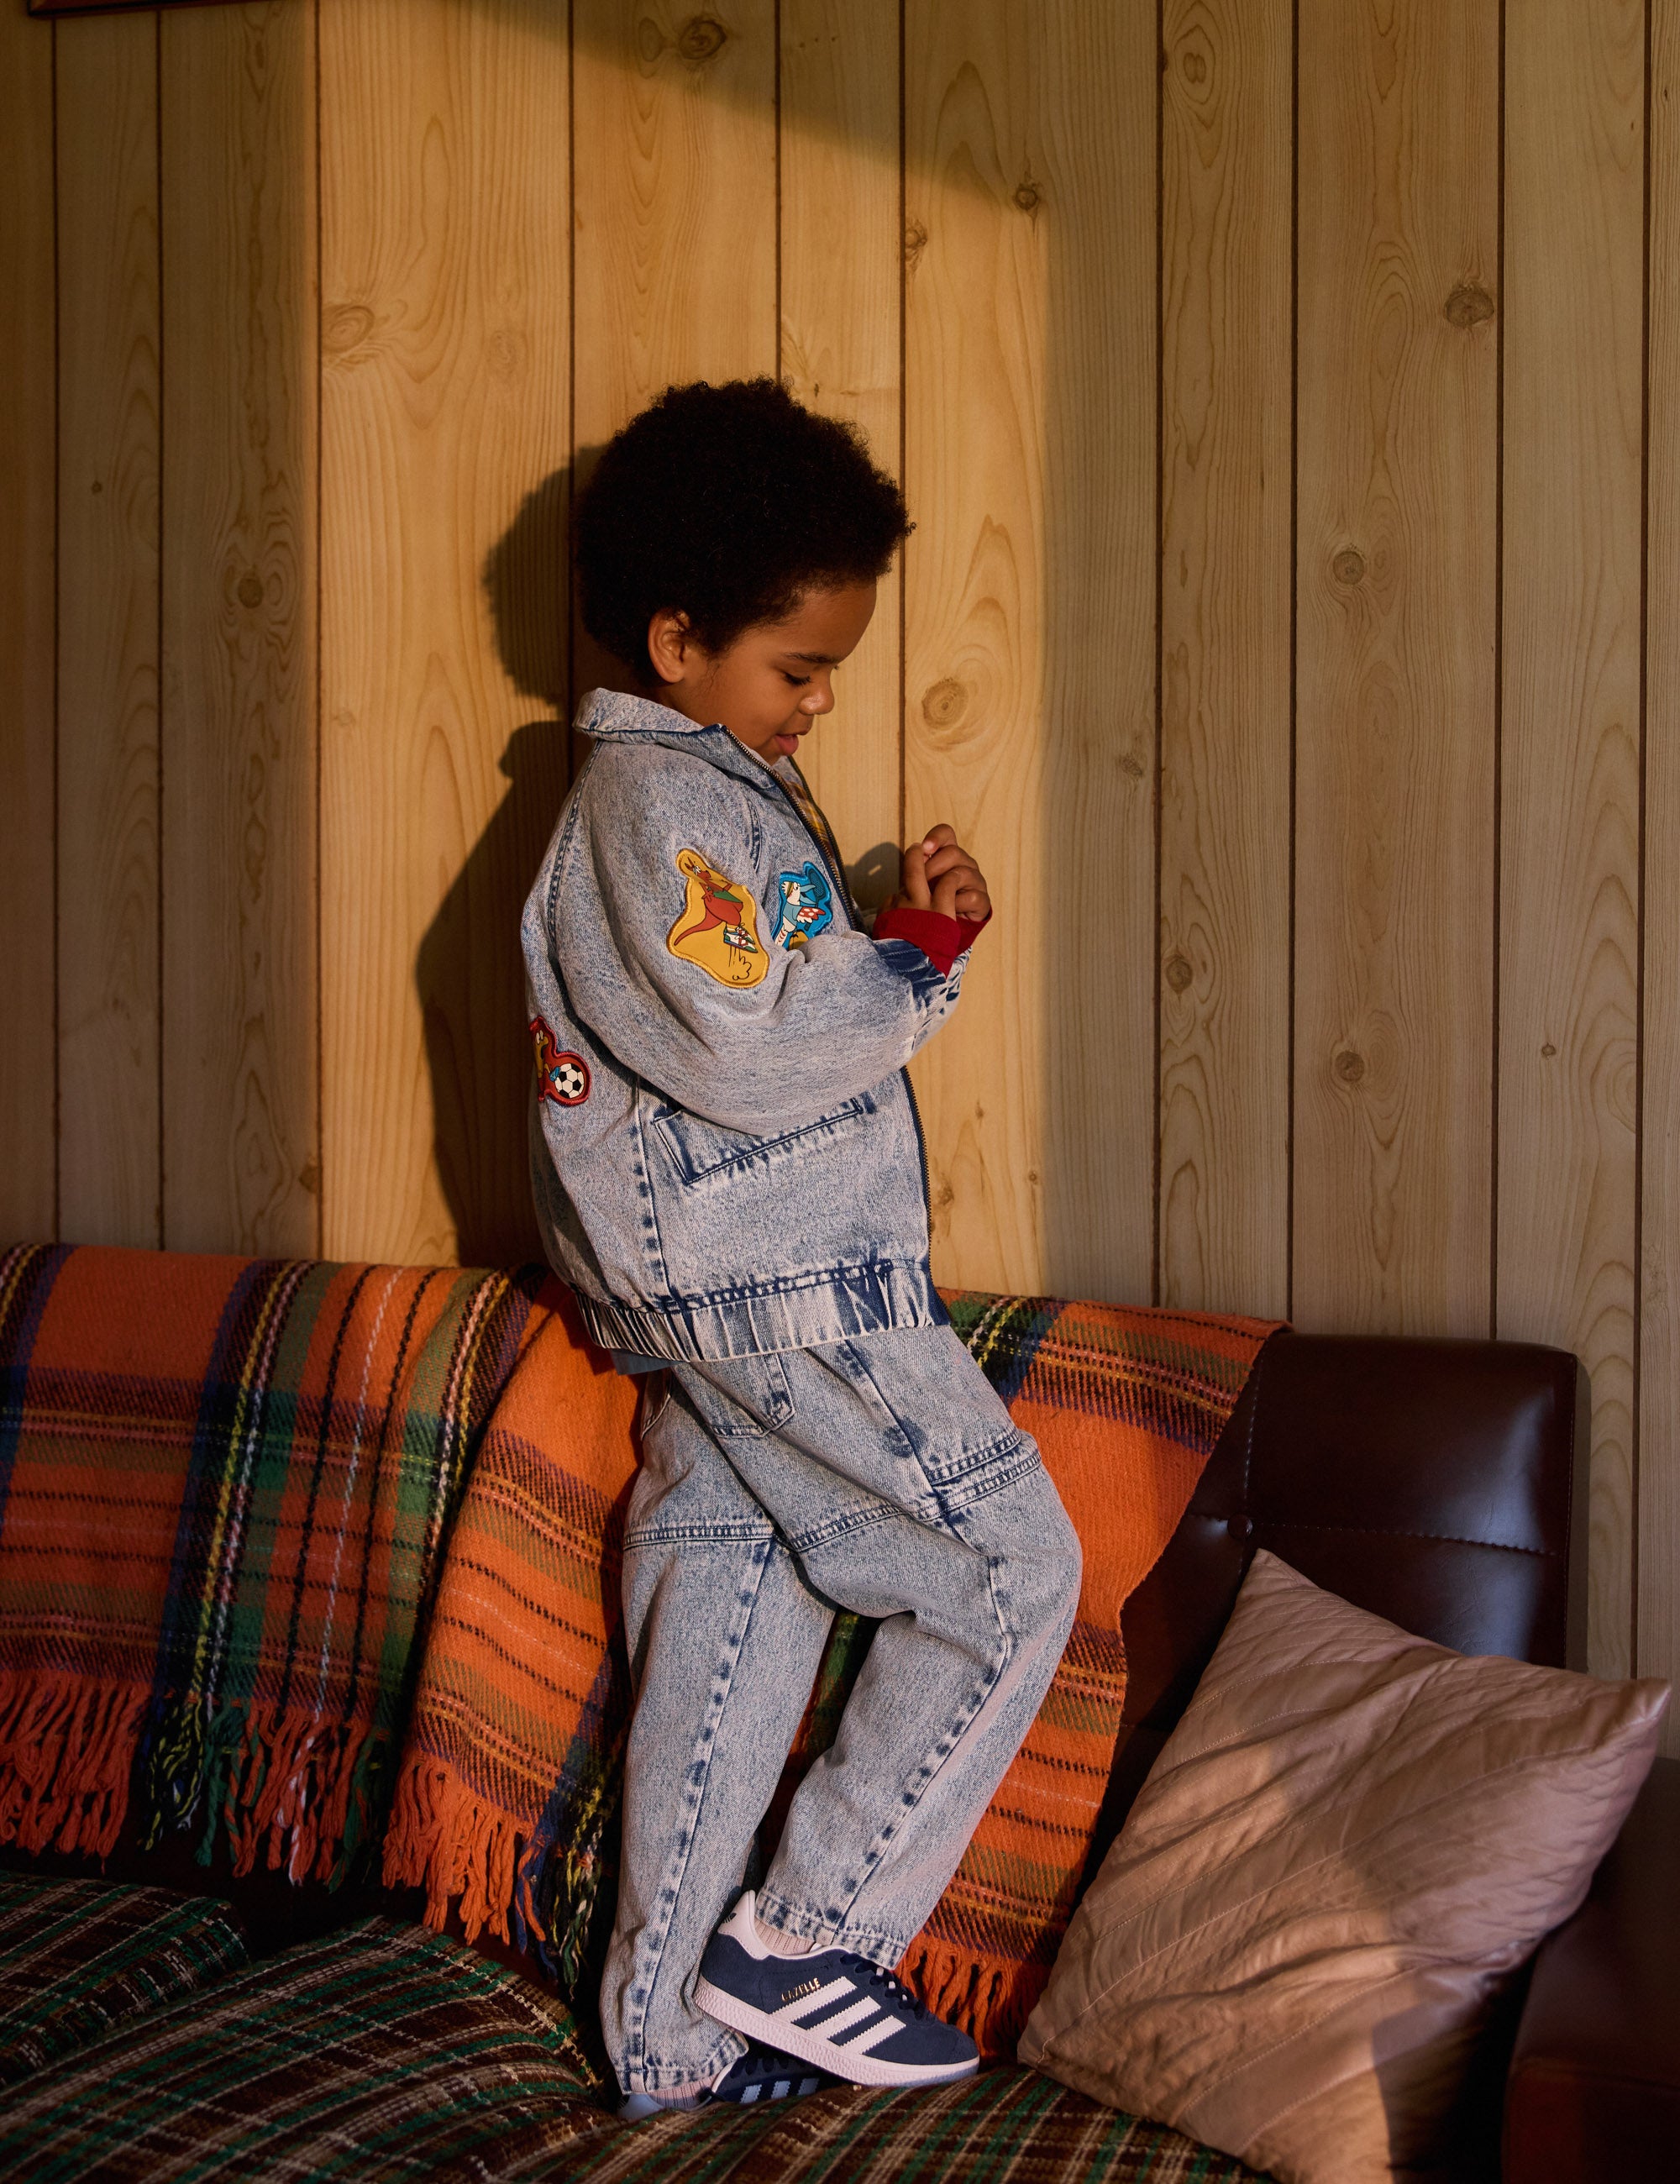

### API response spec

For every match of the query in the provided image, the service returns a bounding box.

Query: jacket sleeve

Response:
[551,761,972,1131]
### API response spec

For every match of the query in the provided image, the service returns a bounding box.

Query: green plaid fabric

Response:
[0,1895,1264,2181]
[514,2069,1268,2183]
[0,1866,249,2087]
[0,1916,615,2181]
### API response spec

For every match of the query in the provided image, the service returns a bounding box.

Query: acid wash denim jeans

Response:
[601,1323,1083,2099]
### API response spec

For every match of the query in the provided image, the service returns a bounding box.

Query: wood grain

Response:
[1499,0,1644,1682]
[0,1,58,1243]
[572,0,780,701]
[55,12,161,1250]
[160,0,318,1256]
[320,0,572,1267]
[779,0,903,907]
[573,0,778,433]
[1644,0,1680,1753]
[1292,0,1499,1335]
[904,0,1155,1301]
[1158,0,1293,1318]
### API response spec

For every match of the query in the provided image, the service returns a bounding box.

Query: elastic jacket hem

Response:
[575,1260,949,1362]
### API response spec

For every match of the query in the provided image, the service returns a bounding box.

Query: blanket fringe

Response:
[133,1690,389,1886]
[0,1668,150,1859]
[381,1760,519,1945]
[381,1736,622,1998]
[896,1939,1050,2063]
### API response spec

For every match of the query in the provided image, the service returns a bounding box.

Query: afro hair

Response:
[574,378,911,680]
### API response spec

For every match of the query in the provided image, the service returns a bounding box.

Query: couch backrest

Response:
[1094,1329,1588,1865]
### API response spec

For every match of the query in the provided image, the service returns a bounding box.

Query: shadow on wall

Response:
[414,467,577,1268]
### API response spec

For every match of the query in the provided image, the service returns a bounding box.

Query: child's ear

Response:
[646,608,695,686]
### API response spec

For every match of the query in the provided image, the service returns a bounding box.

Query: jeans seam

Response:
[829,1546,1015,1935]
[926,1441,1042,1515]
[619,1536,774,2083]
[785,1500,903,1555]
[624,1523,778,1549]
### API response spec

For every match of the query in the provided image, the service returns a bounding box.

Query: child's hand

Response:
[896,825,991,923]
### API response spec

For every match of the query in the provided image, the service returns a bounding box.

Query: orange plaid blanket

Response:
[386,1288,1278,2055]
[0,1245,535,1877]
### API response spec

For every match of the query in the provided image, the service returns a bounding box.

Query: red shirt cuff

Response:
[872,905,991,978]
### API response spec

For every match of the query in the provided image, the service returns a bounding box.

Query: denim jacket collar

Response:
[576,686,782,802]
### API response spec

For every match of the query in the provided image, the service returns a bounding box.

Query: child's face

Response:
[647,580,879,763]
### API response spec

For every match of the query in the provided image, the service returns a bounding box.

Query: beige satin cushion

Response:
[1020,1550,1667,2184]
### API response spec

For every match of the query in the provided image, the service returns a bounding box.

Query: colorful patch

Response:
[769,860,833,950]
[529,1019,591,1105]
[665,849,769,989]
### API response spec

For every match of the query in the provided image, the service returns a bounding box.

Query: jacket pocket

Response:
[653,1091,874,1188]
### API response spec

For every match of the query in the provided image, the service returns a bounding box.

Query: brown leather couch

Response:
[1102,1328,1672,2184]
[7,1323,1669,2180]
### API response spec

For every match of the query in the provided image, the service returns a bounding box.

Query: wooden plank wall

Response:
[3,0,1677,1737]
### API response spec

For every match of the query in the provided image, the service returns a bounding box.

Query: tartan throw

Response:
[531,2067,1268,2183]
[381,1281,642,1985]
[0,1866,249,2087]
[0,1915,611,2180]
[0,1243,536,1880]
[0,1907,1263,2182]
[389,1284,1278,2060]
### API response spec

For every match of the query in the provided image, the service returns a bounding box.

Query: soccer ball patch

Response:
[530,1017,591,1106]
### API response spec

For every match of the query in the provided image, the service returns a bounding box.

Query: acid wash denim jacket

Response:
[520,687,979,1363]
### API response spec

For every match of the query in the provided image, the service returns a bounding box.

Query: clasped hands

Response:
[890,824,990,925]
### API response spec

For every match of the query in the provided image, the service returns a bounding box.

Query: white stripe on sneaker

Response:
[842,2014,905,2056]
[798,1996,879,2039]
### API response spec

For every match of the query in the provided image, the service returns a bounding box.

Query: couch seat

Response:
[0,1884,1264,2182]
[0,1866,249,2087]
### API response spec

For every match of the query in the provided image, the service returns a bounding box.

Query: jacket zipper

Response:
[772,760,937,1240]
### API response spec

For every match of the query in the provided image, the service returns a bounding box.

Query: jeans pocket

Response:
[842,1335,1041,1508]
[688,1350,797,1440]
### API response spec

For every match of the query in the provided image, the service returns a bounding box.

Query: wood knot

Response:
[903,218,928,269]
[1121,750,1147,780]
[676,14,727,63]
[1164,953,1194,994]
[921,677,967,727]
[90,479,104,495]
[236,571,264,610]
[297,1161,322,1196]
[1013,178,1041,213]
[323,303,375,355]
[1444,281,1495,329]
[1334,1048,1366,1085]
[1181,48,1208,85]
[1541,1042,1557,1058]
[1332,548,1365,585]
[487,328,523,381]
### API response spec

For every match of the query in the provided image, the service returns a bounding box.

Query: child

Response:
[522,380,1082,2117]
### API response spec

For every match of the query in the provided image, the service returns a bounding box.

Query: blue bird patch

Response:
[769,861,834,949]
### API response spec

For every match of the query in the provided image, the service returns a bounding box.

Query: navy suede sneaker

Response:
[616,2039,832,2121]
[710,2040,836,2104]
[694,1891,979,2088]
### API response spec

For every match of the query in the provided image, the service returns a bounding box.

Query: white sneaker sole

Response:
[693,1976,980,2089]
